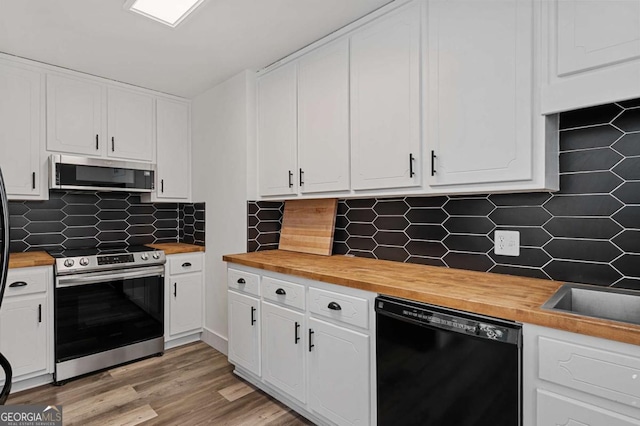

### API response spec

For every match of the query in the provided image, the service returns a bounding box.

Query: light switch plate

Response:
[494,230,520,256]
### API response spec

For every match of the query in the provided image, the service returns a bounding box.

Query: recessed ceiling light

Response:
[124,0,207,28]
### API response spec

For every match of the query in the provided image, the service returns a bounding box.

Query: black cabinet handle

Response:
[32,172,36,189]
[409,153,415,178]
[299,168,304,186]
[294,321,300,344]
[275,288,286,295]
[251,306,256,325]
[38,304,42,323]
[9,281,27,288]
[288,170,293,188]
[96,134,99,150]
[328,301,342,311]
[237,278,246,284]
[308,329,314,352]
[182,262,192,268]
[111,136,115,152]
[173,283,177,297]
[161,179,164,193]
[431,150,437,176]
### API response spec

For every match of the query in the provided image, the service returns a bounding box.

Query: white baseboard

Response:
[202,327,228,356]
[164,333,201,350]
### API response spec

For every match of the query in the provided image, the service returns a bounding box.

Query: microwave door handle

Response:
[56,266,165,288]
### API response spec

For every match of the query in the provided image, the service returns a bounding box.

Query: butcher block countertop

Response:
[8,251,55,269]
[147,243,205,255]
[223,250,640,346]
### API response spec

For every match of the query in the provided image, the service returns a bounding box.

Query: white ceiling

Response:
[0,0,391,98]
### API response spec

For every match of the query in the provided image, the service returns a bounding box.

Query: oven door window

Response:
[55,275,163,363]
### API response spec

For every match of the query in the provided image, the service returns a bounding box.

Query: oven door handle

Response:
[56,266,165,288]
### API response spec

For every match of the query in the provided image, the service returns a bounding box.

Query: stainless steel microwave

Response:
[49,154,155,192]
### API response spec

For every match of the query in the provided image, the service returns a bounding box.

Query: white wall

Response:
[191,70,255,354]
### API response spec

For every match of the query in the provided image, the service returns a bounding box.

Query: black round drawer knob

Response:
[275,288,286,295]
[237,278,246,284]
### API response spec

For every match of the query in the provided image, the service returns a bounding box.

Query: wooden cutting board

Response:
[279,198,338,256]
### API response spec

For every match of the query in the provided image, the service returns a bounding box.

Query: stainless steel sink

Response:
[541,283,640,325]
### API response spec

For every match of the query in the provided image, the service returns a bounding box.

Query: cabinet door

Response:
[257,63,297,197]
[537,389,640,426]
[156,99,190,200]
[169,272,203,336]
[542,0,640,113]
[47,74,104,156]
[298,39,350,194]
[228,290,260,376]
[0,62,42,198]
[107,87,154,162]
[0,295,47,380]
[308,317,370,426]
[262,302,305,403]
[350,3,421,191]
[428,0,533,186]
[556,1,640,76]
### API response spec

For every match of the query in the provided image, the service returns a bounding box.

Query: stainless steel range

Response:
[50,246,166,383]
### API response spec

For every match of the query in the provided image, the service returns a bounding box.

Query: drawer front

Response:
[308,287,368,329]
[539,336,640,408]
[169,254,203,274]
[262,277,305,310]
[537,389,640,426]
[5,267,48,297]
[228,268,260,297]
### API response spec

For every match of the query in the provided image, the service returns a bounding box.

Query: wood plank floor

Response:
[7,342,313,425]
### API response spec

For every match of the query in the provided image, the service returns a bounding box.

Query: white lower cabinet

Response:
[0,266,53,387]
[262,301,305,403]
[227,265,376,426]
[523,324,640,426]
[308,317,370,426]
[228,290,261,377]
[165,253,204,346]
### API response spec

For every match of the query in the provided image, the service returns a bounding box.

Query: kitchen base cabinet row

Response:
[523,324,640,426]
[227,266,376,426]
[0,254,204,392]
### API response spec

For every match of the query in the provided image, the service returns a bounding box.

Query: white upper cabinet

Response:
[0,61,44,199]
[350,2,421,191]
[541,0,640,113]
[427,0,534,186]
[47,74,155,162]
[257,63,298,197]
[47,74,104,157]
[107,87,154,162]
[298,38,350,194]
[154,98,190,200]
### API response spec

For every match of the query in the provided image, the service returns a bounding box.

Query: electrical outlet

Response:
[494,230,520,256]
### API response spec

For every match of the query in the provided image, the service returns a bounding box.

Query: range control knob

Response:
[79,257,89,266]
[141,253,149,261]
[64,259,74,267]
[152,252,160,260]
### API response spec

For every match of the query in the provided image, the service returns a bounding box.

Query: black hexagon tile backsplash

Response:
[248,98,640,289]
[6,191,205,252]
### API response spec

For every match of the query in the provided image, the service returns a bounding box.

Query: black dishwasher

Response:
[376,296,521,426]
